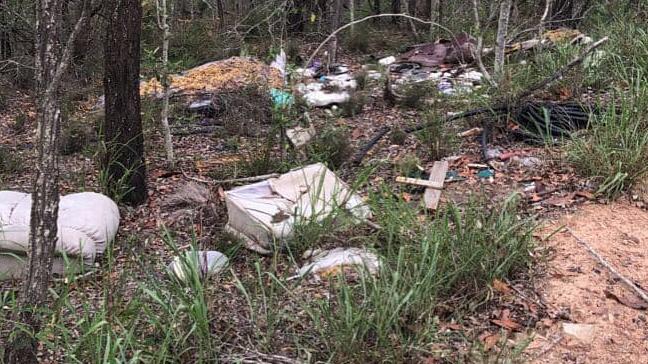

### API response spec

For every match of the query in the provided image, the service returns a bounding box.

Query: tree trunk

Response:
[4,0,88,362]
[494,0,512,81]
[0,0,11,60]
[391,0,401,23]
[329,0,342,63]
[157,0,176,168]
[104,0,147,206]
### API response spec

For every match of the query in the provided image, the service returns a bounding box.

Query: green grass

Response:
[568,79,648,199]
[1,180,535,363]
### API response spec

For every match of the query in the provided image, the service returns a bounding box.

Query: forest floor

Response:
[2,44,648,362]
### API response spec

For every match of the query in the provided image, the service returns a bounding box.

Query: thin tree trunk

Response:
[4,0,89,362]
[494,0,512,81]
[350,0,355,37]
[329,0,342,63]
[428,0,439,35]
[104,0,147,206]
[391,0,401,23]
[157,0,176,168]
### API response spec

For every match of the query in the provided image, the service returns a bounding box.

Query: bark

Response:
[391,0,400,23]
[157,0,176,168]
[4,0,88,362]
[104,0,147,206]
[329,0,342,63]
[494,0,512,81]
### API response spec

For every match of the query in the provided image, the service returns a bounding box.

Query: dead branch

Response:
[566,227,648,305]
[305,13,455,69]
[181,167,280,185]
[516,36,608,100]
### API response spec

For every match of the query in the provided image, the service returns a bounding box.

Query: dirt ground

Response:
[526,202,648,363]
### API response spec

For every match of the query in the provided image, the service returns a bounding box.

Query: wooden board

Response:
[423,161,449,210]
[395,176,443,189]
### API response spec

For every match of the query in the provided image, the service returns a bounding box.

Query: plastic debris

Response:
[168,250,228,282]
[286,125,316,148]
[224,163,372,254]
[378,56,396,65]
[188,99,216,115]
[304,91,350,107]
[269,88,294,108]
[297,247,382,278]
[477,169,495,179]
[270,49,287,78]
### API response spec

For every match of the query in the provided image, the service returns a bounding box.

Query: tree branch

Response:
[305,13,456,68]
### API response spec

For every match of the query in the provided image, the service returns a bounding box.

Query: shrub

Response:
[308,125,352,169]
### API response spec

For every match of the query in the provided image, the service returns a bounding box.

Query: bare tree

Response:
[103,0,147,206]
[329,0,342,63]
[494,0,512,81]
[156,0,176,169]
[3,0,90,362]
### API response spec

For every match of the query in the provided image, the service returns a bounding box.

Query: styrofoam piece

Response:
[225,163,371,254]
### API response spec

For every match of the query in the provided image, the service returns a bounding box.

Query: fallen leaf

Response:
[492,279,512,294]
[271,211,291,223]
[604,290,648,310]
[479,332,500,351]
[402,192,412,202]
[491,318,522,331]
[575,190,595,200]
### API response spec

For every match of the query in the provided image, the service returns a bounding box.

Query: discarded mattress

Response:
[225,163,371,254]
[0,191,120,279]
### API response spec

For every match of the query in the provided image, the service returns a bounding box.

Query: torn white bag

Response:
[225,163,371,254]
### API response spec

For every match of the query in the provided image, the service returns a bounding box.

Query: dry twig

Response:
[566,227,648,305]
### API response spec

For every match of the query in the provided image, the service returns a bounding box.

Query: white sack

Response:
[0,191,120,262]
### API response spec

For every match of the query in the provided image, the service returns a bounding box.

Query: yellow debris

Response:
[140,57,282,97]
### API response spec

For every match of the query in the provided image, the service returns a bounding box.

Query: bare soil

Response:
[526,203,648,363]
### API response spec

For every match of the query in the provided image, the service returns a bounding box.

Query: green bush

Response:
[308,125,352,169]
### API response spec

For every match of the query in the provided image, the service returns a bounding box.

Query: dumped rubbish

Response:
[224,163,371,254]
[269,88,294,108]
[378,56,396,66]
[296,247,382,278]
[514,101,592,142]
[477,169,495,179]
[294,63,357,108]
[396,161,449,210]
[0,191,120,280]
[168,250,228,282]
[188,99,217,116]
[304,90,350,107]
[286,124,316,148]
[397,33,476,68]
[140,57,282,98]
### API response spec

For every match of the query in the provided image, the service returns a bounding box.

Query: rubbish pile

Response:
[0,191,120,280]
[292,63,357,107]
[381,33,485,96]
[140,57,283,98]
[224,163,371,254]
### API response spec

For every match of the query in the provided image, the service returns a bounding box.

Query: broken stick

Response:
[566,227,648,305]
[395,176,444,189]
[181,167,280,185]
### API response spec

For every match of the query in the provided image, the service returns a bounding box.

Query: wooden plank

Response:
[395,176,443,190]
[423,161,449,210]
